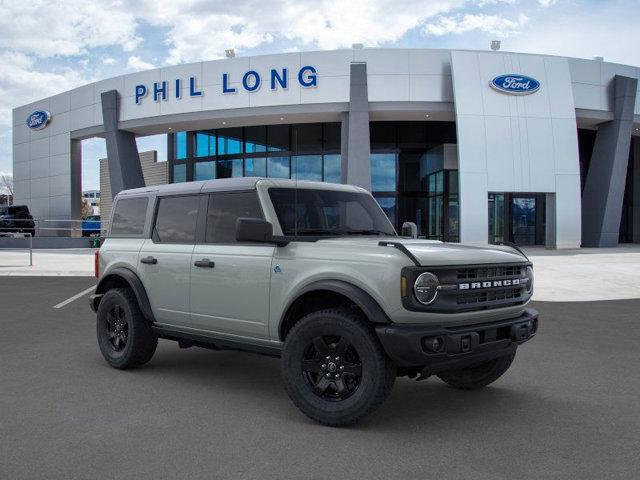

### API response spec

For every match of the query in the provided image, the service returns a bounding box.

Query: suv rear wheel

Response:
[437,352,515,390]
[281,308,396,426]
[96,288,158,369]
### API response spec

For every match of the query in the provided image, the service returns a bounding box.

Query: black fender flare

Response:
[280,279,391,338]
[94,267,155,323]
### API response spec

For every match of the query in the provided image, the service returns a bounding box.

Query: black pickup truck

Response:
[0,205,36,237]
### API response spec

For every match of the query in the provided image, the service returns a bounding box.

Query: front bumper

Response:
[376,308,538,372]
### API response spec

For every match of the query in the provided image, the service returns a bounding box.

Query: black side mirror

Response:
[236,217,275,243]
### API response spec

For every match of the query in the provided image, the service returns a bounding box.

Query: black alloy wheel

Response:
[105,304,129,352]
[96,288,158,369]
[281,308,396,426]
[302,335,363,401]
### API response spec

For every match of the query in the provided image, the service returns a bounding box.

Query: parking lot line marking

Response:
[53,285,96,309]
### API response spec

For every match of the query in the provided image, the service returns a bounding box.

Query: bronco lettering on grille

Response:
[459,278,521,290]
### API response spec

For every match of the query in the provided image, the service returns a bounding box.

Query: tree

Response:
[81,197,92,218]
[0,173,13,205]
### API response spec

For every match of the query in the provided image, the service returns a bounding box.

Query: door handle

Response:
[140,256,158,265]
[194,258,215,268]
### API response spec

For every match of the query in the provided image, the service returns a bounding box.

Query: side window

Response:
[206,192,263,243]
[110,197,148,236]
[153,195,200,244]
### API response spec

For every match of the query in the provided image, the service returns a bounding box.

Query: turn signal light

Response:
[401,276,407,297]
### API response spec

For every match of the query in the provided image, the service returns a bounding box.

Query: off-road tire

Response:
[281,308,396,427]
[96,288,158,369]
[437,352,516,390]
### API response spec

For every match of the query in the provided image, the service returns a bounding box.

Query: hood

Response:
[317,236,528,266]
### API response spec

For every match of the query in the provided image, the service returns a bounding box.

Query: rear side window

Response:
[205,192,263,243]
[153,195,200,244]
[110,197,148,236]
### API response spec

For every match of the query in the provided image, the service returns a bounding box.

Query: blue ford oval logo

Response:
[26,110,51,130]
[490,74,540,95]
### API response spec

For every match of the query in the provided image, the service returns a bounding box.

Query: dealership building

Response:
[11,48,640,247]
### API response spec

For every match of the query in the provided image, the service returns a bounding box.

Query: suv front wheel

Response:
[281,308,396,426]
[96,288,158,369]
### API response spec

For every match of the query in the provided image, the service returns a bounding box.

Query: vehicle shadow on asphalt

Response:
[98,341,555,432]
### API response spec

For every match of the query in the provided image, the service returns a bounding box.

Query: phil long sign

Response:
[490,74,540,95]
[135,66,318,105]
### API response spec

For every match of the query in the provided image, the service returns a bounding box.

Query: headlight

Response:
[414,272,440,305]
[525,266,534,295]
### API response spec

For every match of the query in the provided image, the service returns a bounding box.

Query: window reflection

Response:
[245,126,267,153]
[245,157,266,177]
[292,155,322,181]
[217,159,243,178]
[169,123,340,185]
[195,131,215,157]
[267,156,290,178]
[194,161,216,181]
[371,153,396,192]
[175,132,187,160]
[173,164,186,182]
[217,128,243,155]
[323,154,341,183]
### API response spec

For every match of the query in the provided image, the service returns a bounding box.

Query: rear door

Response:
[137,194,200,327]
[189,191,274,339]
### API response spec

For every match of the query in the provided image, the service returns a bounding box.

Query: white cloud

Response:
[538,0,558,7]
[0,0,141,57]
[424,13,529,36]
[507,10,640,66]
[135,0,465,64]
[126,56,156,72]
[102,57,116,65]
[0,51,86,125]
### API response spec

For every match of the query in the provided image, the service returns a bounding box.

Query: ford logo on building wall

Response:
[26,110,52,130]
[490,74,540,95]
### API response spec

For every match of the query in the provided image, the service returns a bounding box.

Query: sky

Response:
[0,0,639,192]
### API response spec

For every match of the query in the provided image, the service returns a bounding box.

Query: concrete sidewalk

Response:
[0,248,95,276]
[1,245,639,301]
[524,245,640,301]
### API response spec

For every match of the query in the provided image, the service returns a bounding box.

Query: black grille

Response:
[457,265,523,281]
[402,262,532,313]
[457,287,522,305]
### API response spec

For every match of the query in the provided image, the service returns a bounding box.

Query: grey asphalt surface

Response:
[1,277,639,480]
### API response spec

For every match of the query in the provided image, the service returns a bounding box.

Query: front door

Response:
[189,191,274,339]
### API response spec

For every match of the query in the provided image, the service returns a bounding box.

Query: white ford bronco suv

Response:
[91,177,537,426]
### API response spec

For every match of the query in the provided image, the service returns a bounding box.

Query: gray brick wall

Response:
[99,150,168,226]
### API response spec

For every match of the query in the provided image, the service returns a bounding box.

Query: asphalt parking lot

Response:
[1,277,639,479]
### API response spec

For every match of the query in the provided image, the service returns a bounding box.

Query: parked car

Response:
[91,178,537,426]
[0,205,35,237]
[82,215,102,237]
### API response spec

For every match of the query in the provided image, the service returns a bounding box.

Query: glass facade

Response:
[369,121,459,241]
[168,123,341,184]
[169,120,463,242]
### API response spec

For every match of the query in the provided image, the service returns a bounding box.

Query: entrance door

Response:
[510,195,537,246]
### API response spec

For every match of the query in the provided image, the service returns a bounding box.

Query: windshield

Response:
[268,188,396,237]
